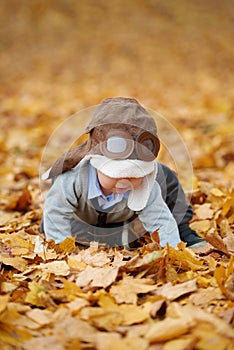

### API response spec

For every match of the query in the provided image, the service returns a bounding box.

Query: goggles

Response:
[99,130,160,161]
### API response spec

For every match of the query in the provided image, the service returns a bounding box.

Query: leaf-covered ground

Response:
[0,1,234,349]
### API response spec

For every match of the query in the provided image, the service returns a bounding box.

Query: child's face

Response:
[97,171,143,196]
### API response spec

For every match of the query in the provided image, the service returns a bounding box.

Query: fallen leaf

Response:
[0,295,9,314]
[161,335,197,350]
[26,309,54,326]
[110,277,157,304]
[154,280,198,300]
[76,265,119,288]
[195,203,214,220]
[190,220,211,233]
[38,260,70,276]
[209,188,225,197]
[189,287,223,306]
[0,253,28,271]
[96,333,149,350]
[145,317,192,342]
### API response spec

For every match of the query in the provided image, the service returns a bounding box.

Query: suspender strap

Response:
[90,197,136,228]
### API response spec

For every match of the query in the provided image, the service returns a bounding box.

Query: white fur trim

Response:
[88,154,157,211]
[89,155,155,178]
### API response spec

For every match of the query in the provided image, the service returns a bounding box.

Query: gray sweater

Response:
[43,159,181,247]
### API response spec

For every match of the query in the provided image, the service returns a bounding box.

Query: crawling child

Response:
[41,97,204,248]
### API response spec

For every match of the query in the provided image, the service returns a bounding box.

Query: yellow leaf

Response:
[190,220,211,233]
[0,294,9,314]
[222,196,234,216]
[120,303,151,326]
[0,323,32,347]
[210,188,225,197]
[110,277,157,304]
[162,335,197,350]
[0,253,28,271]
[96,333,149,350]
[79,307,123,331]
[167,245,204,271]
[54,237,76,255]
[146,317,191,342]
[25,282,47,307]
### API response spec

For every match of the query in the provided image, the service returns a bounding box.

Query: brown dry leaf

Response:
[205,232,229,254]
[80,303,151,328]
[0,253,28,271]
[195,203,214,220]
[22,336,65,350]
[0,295,9,314]
[225,274,234,301]
[26,308,54,326]
[24,281,48,307]
[194,326,234,350]
[1,281,18,293]
[217,307,234,324]
[78,248,111,267]
[76,265,119,288]
[214,255,234,301]
[1,231,34,255]
[125,250,163,269]
[38,260,70,276]
[154,279,198,300]
[49,280,83,302]
[53,316,98,344]
[54,237,77,255]
[210,188,225,197]
[96,333,149,350]
[161,335,197,350]
[110,276,157,304]
[0,322,32,348]
[8,313,42,330]
[223,235,234,254]
[190,219,211,233]
[189,241,214,255]
[145,317,192,342]
[67,297,89,315]
[80,307,123,330]
[169,302,234,339]
[222,195,234,216]
[167,244,205,271]
[4,186,32,212]
[189,286,223,306]
[120,303,152,326]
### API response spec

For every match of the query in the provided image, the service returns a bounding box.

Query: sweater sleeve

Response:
[43,170,81,244]
[138,181,181,247]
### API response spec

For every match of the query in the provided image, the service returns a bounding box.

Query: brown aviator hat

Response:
[42,97,160,180]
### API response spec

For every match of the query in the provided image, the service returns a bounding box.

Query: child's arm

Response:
[156,162,204,246]
[138,181,181,247]
[43,171,80,244]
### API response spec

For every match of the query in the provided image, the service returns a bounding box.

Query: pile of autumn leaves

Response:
[0,178,234,350]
